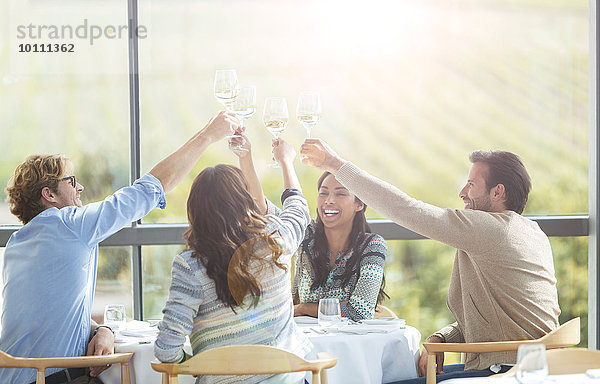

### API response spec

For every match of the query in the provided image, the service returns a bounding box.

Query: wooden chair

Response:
[374,305,398,319]
[422,317,580,384]
[0,349,133,384]
[151,345,337,384]
[498,347,600,377]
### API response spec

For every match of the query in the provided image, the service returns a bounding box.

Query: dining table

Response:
[99,317,421,384]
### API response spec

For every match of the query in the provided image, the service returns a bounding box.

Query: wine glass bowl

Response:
[229,85,256,152]
[263,97,289,168]
[214,69,239,109]
[296,92,321,138]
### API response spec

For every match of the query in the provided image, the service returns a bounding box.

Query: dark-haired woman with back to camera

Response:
[154,139,311,384]
[232,132,388,321]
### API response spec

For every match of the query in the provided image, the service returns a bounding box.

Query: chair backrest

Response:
[374,305,398,319]
[424,318,581,384]
[545,348,600,374]
[424,317,581,354]
[537,317,581,348]
[0,349,133,384]
[151,345,337,384]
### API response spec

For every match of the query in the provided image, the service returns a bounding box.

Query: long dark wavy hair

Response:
[184,164,285,310]
[308,172,388,304]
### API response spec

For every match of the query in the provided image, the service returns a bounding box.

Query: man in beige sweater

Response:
[300,139,560,383]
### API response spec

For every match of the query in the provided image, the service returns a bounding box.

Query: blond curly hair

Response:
[5,154,72,224]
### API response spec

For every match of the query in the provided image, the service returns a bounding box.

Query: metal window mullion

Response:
[127,0,143,321]
[589,0,599,351]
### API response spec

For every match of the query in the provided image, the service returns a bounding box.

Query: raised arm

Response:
[264,138,309,257]
[150,111,238,193]
[64,111,238,246]
[300,139,505,253]
[231,130,268,214]
[272,138,301,190]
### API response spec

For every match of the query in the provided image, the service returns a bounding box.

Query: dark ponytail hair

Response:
[305,172,388,304]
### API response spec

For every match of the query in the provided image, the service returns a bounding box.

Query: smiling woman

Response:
[291,171,389,321]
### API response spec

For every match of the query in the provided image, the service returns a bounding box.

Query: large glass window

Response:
[138,0,588,225]
[0,0,131,224]
[142,245,184,319]
[93,247,134,324]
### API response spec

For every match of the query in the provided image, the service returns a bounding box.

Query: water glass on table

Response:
[516,344,548,384]
[318,298,342,328]
[104,304,127,331]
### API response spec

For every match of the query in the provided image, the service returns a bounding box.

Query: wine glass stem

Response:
[306,127,311,139]
[239,117,244,130]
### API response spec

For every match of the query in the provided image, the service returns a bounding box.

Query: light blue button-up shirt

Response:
[0,173,165,384]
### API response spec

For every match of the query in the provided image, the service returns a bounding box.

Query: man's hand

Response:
[201,110,239,144]
[299,138,344,174]
[418,335,445,377]
[87,327,115,377]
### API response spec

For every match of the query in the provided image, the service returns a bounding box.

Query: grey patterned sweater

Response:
[154,194,312,384]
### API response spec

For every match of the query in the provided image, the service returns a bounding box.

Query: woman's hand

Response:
[272,138,296,166]
[229,128,251,158]
[294,303,319,317]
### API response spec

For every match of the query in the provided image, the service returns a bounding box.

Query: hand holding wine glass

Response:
[229,86,256,152]
[300,138,345,174]
[230,129,252,159]
[263,97,289,168]
[272,138,296,166]
[200,111,239,143]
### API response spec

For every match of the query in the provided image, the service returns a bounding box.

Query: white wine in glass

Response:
[263,97,288,168]
[296,92,321,138]
[229,86,256,152]
[214,69,239,109]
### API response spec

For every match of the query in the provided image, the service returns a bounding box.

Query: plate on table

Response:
[360,318,405,326]
[294,316,318,325]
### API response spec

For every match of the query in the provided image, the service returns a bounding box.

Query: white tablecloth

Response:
[99,319,421,384]
[443,374,599,383]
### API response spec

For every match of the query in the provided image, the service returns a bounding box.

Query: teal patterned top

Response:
[291,221,387,321]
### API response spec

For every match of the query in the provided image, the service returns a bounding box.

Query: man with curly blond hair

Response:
[1,111,237,384]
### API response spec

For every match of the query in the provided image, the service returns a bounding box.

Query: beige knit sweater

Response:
[335,162,560,370]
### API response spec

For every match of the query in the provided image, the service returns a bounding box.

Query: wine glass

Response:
[296,92,321,138]
[318,298,341,328]
[263,97,288,168]
[104,304,127,331]
[516,344,548,384]
[214,69,239,110]
[229,86,256,152]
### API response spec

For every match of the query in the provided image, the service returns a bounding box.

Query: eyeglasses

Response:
[61,175,77,188]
